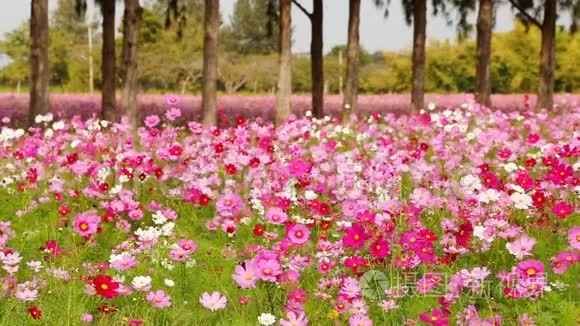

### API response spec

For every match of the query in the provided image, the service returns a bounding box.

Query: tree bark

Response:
[411,0,426,113]
[343,0,360,120]
[538,0,556,110]
[202,0,219,126]
[276,0,292,125]
[101,0,117,122]
[29,0,49,127]
[475,0,492,107]
[121,0,142,130]
[311,0,324,118]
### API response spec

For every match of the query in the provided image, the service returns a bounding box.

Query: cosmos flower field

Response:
[0,97,578,325]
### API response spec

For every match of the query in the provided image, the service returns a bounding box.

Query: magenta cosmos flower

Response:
[551,201,573,219]
[287,158,311,177]
[419,308,449,325]
[199,291,227,311]
[147,290,171,308]
[516,260,544,278]
[287,223,310,245]
[73,211,100,237]
[342,223,370,249]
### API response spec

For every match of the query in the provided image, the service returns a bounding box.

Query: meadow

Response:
[0,96,578,325]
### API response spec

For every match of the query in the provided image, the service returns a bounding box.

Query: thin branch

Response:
[292,0,312,19]
[507,0,543,29]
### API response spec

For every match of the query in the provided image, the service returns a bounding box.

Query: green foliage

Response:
[221,0,279,55]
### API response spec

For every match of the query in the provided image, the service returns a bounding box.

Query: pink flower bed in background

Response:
[1,93,578,126]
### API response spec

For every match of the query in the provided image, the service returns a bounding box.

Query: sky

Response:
[0,0,573,54]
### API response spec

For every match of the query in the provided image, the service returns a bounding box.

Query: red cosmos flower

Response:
[27,306,42,320]
[42,240,62,256]
[551,202,573,219]
[214,143,224,153]
[212,128,221,137]
[225,164,237,175]
[58,205,71,216]
[199,194,210,206]
[253,224,265,236]
[92,275,120,299]
[249,157,260,168]
[455,223,473,248]
[128,320,144,325]
[235,116,246,126]
[169,144,182,156]
[480,171,500,189]
[419,229,438,242]
[531,191,547,208]
[525,158,536,168]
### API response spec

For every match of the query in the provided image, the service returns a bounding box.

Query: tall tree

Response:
[100,0,117,121]
[275,0,292,124]
[475,0,493,107]
[509,0,562,109]
[292,0,324,118]
[343,0,360,120]
[410,0,427,113]
[29,0,50,126]
[202,0,219,126]
[121,0,143,129]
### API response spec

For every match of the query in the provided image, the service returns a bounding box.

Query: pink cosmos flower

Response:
[177,239,197,253]
[147,290,171,308]
[256,258,282,282]
[165,94,180,106]
[506,234,536,259]
[551,251,578,274]
[551,201,573,219]
[568,227,580,250]
[265,207,287,225]
[73,211,100,237]
[348,314,373,326]
[280,312,309,326]
[165,107,181,121]
[144,115,160,128]
[199,291,227,311]
[110,253,138,270]
[232,261,258,289]
[287,224,310,245]
[15,288,38,301]
[216,193,244,217]
[81,313,93,324]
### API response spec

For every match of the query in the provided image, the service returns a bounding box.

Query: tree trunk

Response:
[121,0,142,130]
[29,0,49,127]
[101,0,116,122]
[202,0,219,126]
[411,0,426,113]
[275,0,292,125]
[538,0,556,110]
[475,0,492,107]
[311,0,324,119]
[343,0,360,120]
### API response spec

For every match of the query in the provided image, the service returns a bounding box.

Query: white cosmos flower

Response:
[510,192,532,209]
[258,313,276,326]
